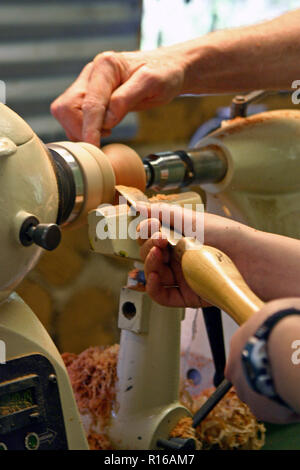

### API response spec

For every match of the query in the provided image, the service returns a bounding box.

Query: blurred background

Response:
[2,0,299,353]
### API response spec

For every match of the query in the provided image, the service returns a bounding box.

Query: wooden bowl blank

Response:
[102,143,146,192]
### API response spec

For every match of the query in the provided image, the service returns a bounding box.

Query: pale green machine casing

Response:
[0,104,88,449]
[2,102,300,450]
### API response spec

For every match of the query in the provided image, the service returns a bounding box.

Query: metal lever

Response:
[202,306,226,387]
[192,379,232,428]
[230,90,269,118]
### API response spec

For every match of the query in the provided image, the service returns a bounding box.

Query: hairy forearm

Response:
[172,9,300,94]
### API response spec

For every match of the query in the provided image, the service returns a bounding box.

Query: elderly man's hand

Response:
[51,48,187,147]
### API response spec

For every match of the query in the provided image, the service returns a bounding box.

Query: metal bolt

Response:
[48,374,57,384]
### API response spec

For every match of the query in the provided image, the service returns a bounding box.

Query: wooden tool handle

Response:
[175,239,264,325]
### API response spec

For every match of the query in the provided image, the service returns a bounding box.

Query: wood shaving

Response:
[62,344,119,426]
[63,346,265,451]
[172,387,265,450]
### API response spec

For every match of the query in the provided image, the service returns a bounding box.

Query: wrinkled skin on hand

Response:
[51,49,187,146]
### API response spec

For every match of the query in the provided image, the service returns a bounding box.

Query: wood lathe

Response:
[0,97,300,449]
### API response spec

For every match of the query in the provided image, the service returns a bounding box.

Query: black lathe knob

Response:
[20,217,61,251]
[28,223,61,251]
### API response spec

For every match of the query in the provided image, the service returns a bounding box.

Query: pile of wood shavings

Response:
[172,387,266,450]
[62,345,119,449]
[86,431,112,450]
[63,345,265,450]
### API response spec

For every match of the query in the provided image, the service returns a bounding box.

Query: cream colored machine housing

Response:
[0,104,140,450]
[0,104,105,450]
[200,110,300,238]
[89,190,203,450]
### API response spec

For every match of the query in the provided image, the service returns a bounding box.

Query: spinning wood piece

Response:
[102,143,146,192]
